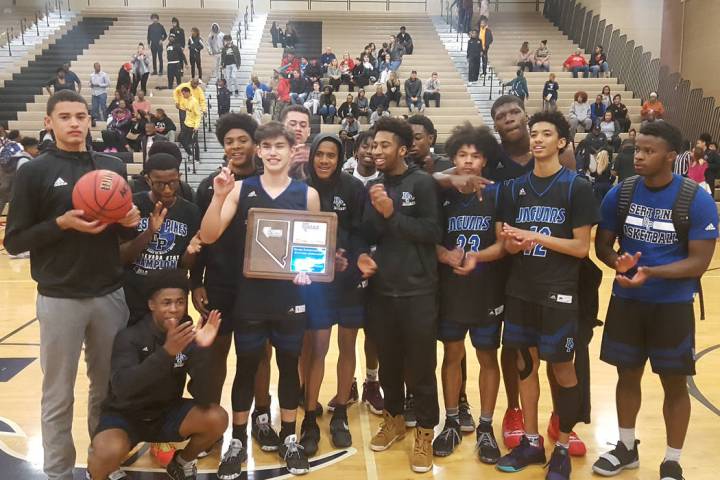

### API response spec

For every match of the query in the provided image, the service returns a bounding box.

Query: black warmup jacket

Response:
[147,22,167,46]
[4,147,130,298]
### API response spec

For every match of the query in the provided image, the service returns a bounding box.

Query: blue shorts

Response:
[95,399,194,448]
[437,319,501,350]
[304,283,365,330]
[234,311,306,355]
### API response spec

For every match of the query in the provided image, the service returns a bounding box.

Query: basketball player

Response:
[593,122,718,480]
[432,123,504,464]
[358,117,441,473]
[495,111,598,479]
[299,133,367,454]
[4,90,140,480]
[200,121,320,476]
[87,270,226,480]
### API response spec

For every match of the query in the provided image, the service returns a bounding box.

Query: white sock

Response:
[366,367,378,382]
[664,446,682,463]
[619,427,636,450]
[526,433,541,447]
[556,440,570,450]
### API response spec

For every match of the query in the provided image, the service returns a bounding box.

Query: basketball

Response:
[71,169,133,224]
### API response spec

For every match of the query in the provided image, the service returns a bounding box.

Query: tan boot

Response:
[370,410,406,451]
[410,427,434,473]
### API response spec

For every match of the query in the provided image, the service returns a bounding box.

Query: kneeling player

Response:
[432,123,505,463]
[87,270,227,480]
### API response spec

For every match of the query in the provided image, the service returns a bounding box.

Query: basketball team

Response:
[4,89,718,480]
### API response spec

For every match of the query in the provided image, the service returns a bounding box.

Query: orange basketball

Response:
[72,169,133,224]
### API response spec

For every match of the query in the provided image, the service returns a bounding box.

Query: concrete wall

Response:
[679,0,720,102]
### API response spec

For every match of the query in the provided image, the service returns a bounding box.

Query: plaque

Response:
[243,208,338,282]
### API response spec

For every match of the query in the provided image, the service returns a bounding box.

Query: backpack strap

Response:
[672,176,700,249]
[616,175,640,237]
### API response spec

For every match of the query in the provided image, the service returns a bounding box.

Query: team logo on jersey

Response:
[401,191,416,206]
[173,352,188,368]
[443,199,451,207]
[248,191,258,198]
[564,338,575,353]
[333,196,347,211]
[53,177,68,187]
[706,223,717,231]
[519,187,526,196]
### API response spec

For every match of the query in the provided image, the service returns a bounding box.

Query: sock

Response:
[664,446,682,463]
[366,367,379,382]
[526,433,541,448]
[176,451,193,466]
[446,407,459,423]
[232,423,248,445]
[480,415,493,425]
[619,427,636,450]
[280,420,297,441]
[556,440,570,450]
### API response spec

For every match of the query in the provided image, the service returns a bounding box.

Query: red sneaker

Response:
[547,412,587,457]
[150,442,175,466]
[502,408,525,449]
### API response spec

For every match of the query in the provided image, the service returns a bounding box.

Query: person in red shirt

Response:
[641,92,665,120]
[563,49,589,78]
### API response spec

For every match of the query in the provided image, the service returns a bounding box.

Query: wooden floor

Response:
[0,229,719,479]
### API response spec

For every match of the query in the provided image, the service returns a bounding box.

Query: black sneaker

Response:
[432,417,462,457]
[252,412,280,452]
[330,409,352,448]
[89,471,126,480]
[592,440,640,476]
[659,460,684,480]
[280,434,310,475]
[403,393,417,427]
[166,450,197,480]
[476,422,501,464]
[496,435,546,473]
[458,396,476,433]
[299,387,324,416]
[546,445,571,480]
[299,416,320,456]
[217,439,246,480]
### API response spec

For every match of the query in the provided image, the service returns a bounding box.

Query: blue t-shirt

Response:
[599,175,719,303]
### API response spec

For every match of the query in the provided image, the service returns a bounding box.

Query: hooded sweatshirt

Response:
[207,23,224,55]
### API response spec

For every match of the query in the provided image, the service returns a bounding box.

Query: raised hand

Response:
[163,319,196,357]
[149,201,168,234]
[449,174,493,196]
[615,251,641,273]
[212,166,235,198]
[195,309,222,347]
[369,184,394,218]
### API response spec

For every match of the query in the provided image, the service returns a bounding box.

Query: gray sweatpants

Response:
[37,288,128,480]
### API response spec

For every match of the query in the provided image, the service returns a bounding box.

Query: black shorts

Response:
[233,311,307,355]
[437,305,503,350]
[600,296,695,375]
[502,296,577,363]
[95,399,195,447]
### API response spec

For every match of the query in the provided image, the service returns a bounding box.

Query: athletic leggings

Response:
[231,347,300,412]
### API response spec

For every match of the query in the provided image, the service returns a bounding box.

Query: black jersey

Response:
[501,167,598,309]
[439,183,502,324]
[233,175,309,321]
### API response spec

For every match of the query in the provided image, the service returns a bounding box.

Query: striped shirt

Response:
[674,150,691,176]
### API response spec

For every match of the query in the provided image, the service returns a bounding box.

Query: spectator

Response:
[270,22,279,48]
[133,90,152,114]
[563,49,589,78]
[608,94,630,132]
[641,91,665,120]
[90,62,110,125]
[116,63,133,101]
[104,99,133,151]
[221,34,241,95]
[611,138,636,181]
[166,34,186,90]
[131,43,151,96]
[107,90,122,115]
[319,85,337,123]
[576,124,609,173]
[568,90,592,139]
[299,57,309,77]
[355,88,371,122]
[688,146,709,190]
[154,108,177,142]
[290,69,310,105]
[628,128,637,140]
[62,62,81,93]
[404,70,424,113]
[169,17,186,55]
[338,94,358,120]
[600,85,612,108]
[339,114,359,158]
[216,78,231,116]
[0,141,29,217]
[178,86,201,158]
[370,84,389,112]
[477,16,493,77]
[466,28,482,85]
[388,35,405,71]
[126,109,148,152]
[303,81,322,115]
[280,51,299,76]
[696,133,720,197]
[355,54,377,88]
[327,58,342,91]
[370,104,390,126]
[377,53,392,84]
[272,74,291,120]
[590,94,607,126]
[534,39,551,72]
[0,124,7,148]
[147,13,167,75]
[407,115,452,173]
[423,72,440,108]
[207,22,224,78]
[277,27,285,48]
[397,26,414,54]
[245,75,271,114]
[590,149,614,204]
[286,24,298,49]
[321,47,336,73]
[188,27,205,79]
[504,69,528,100]
[305,58,323,84]
[588,45,609,78]
[542,72,559,111]
[358,45,376,69]
[339,53,356,91]
[173,78,207,125]
[641,110,661,128]
[45,67,75,95]
[141,122,160,161]
[517,41,533,72]
[386,71,402,107]
[598,111,621,152]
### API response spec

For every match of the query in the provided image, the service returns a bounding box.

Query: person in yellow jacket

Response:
[173,78,207,125]
[178,86,202,158]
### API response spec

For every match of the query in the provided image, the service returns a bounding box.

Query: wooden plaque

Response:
[243,208,338,282]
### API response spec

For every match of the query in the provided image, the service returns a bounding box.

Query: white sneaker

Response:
[8,251,30,259]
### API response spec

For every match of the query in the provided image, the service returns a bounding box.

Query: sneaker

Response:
[592,440,640,476]
[370,410,406,451]
[547,412,586,457]
[279,434,310,476]
[546,445,571,480]
[166,451,197,480]
[432,418,462,457]
[411,427,434,473]
[108,471,127,480]
[476,422,501,464]
[659,460,684,480]
[362,380,384,415]
[299,416,320,457]
[217,439,246,480]
[327,379,359,412]
[151,442,176,466]
[496,435,546,473]
[252,412,280,452]
[329,409,352,448]
[458,396,476,433]
[8,251,30,259]
[403,394,417,428]
[502,408,525,449]
[197,438,222,458]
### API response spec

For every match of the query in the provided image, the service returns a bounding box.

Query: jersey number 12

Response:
[523,226,550,257]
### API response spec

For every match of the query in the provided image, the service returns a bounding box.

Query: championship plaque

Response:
[243,208,338,282]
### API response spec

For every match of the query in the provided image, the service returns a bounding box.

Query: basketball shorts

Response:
[233,310,307,355]
[600,296,695,375]
[304,284,365,330]
[502,296,577,363]
[437,306,503,350]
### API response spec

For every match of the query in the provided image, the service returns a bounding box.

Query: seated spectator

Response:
[600,85,612,108]
[355,89,370,122]
[303,81,322,115]
[568,90,592,139]
[534,39,551,72]
[370,84,389,112]
[107,90,122,116]
[319,86,337,123]
[299,57,309,77]
[279,52,300,75]
[607,94,630,132]
[576,124,609,173]
[641,91,665,120]
[641,110,662,128]
[132,90,152,114]
[370,104,390,126]
[290,70,310,105]
[590,149,614,204]
[590,94,607,126]
[377,53,392,83]
[404,70,424,113]
[104,100,133,151]
[517,42,534,72]
[141,122,163,161]
[126,109,148,152]
[321,47,336,73]
[305,58,323,84]
[338,94,358,120]
[611,138,637,181]
[504,69,529,100]
[45,67,75,95]
[327,58,342,91]
[543,73,559,111]
[116,63,134,100]
[423,72,441,108]
[397,26,413,54]
[628,128,637,140]
[386,71,402,107]
[589,45,609,78]
[354,55,375,89]
[154,108,177,142]
[358,45,376,70]
[688,146,710,190]
[598,111,621,152]
[273,73,291,120]
[563,49,589,78]
[339,114,359,159]
[340,53,356,91]
[245,75,271,114]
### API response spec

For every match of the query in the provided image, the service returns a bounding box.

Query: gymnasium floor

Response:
[0,233,718,479]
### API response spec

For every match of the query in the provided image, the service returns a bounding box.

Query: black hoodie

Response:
[361,163,442,297]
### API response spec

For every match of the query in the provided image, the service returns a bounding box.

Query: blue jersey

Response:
[599,174,719,303]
